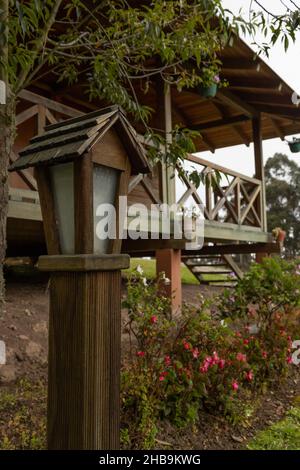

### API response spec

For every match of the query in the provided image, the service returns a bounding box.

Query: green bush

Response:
[121,266,298,449]
[219,257,300,325]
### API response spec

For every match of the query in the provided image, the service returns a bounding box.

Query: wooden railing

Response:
[177,154,264,229]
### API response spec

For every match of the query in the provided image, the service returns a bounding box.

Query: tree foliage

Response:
[265,153,300,257]
[241,1,300,56]
[2,0,233,122]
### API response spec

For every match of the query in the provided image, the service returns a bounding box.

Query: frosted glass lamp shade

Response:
[93,164,119,254]
[50,162,75,254]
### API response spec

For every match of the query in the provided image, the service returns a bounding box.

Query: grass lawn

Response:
[123,257,199,285]
[247,406,300,450]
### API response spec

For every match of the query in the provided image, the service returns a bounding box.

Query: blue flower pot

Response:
[289,141,300,153]
[198,83,218,98]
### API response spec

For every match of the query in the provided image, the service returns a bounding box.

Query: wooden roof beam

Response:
[217,89,259,118]
[173,101,216,153]
[237,92,296,107]
[225,77,284,92]
[221,58,262,72]
[190,115,250,132]
[232,125,251,147]
[254,104,300,120]
[269,118,285,141]
[200,133,216,153]
[210,100,250,147]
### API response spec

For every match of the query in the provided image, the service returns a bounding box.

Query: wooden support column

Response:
[156,248,182,314]
[38,254,130,450]
[155,80,181,312]
[155,80,175,205]
[252,115,268,262]
[252,115,267,232]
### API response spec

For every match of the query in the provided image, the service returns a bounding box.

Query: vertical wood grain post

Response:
[252,115,268,263]
[156,248,182,314]
[38,254,130,450]
[252,115,267,232]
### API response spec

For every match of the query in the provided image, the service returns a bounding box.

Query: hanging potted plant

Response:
[287,137,300,153]
[198,67,220,98]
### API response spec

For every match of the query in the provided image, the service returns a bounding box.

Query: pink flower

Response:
[262,351,268,359]
[183,340,191,351]
[200,365,208,373]
[212,351,219,363]
[213,74,220,84]
[159,371,168,381]
[164,355,171,366]
[287,356,293,364]
[245,370,254,382]
[232,380,239,391]
[136,351,145,357]
[150,315,158,324]
[192,347,200,359]
[243,339,249,345]
[236,352,247,363]
[218,359,226,370]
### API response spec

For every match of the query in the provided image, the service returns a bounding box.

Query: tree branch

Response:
[14,0,63,94]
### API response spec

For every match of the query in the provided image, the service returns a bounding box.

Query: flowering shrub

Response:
[121,263,298,449]
[219,257,300,325]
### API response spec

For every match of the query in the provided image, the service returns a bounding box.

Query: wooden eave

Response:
[17,30,300,154]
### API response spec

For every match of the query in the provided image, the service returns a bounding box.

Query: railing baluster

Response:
[205,170,212,220]
[235,178,241,225]
[173,154,265,230]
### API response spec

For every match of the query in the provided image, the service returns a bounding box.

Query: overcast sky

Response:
[196,0,300,176]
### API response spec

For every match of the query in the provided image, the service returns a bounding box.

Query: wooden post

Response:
[155,80,182,312]
[252,115,268,263]
[38,254,130,450]
[156,249,182,314]
[252,115,267,232]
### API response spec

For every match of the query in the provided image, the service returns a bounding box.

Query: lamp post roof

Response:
[9,105,150,175]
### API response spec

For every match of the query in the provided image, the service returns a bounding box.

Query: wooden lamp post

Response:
[9,106,150,450]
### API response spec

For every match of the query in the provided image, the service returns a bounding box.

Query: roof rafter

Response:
[211,100,250,147]
[221,58,262,72]
[224,77,284,91]
[217,89,259,118]
[190,115,250,132]
[172,101,216,153]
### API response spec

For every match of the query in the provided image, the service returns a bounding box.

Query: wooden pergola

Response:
[7,34,300,310]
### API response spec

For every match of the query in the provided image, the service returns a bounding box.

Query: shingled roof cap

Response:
[9,105,150,175]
